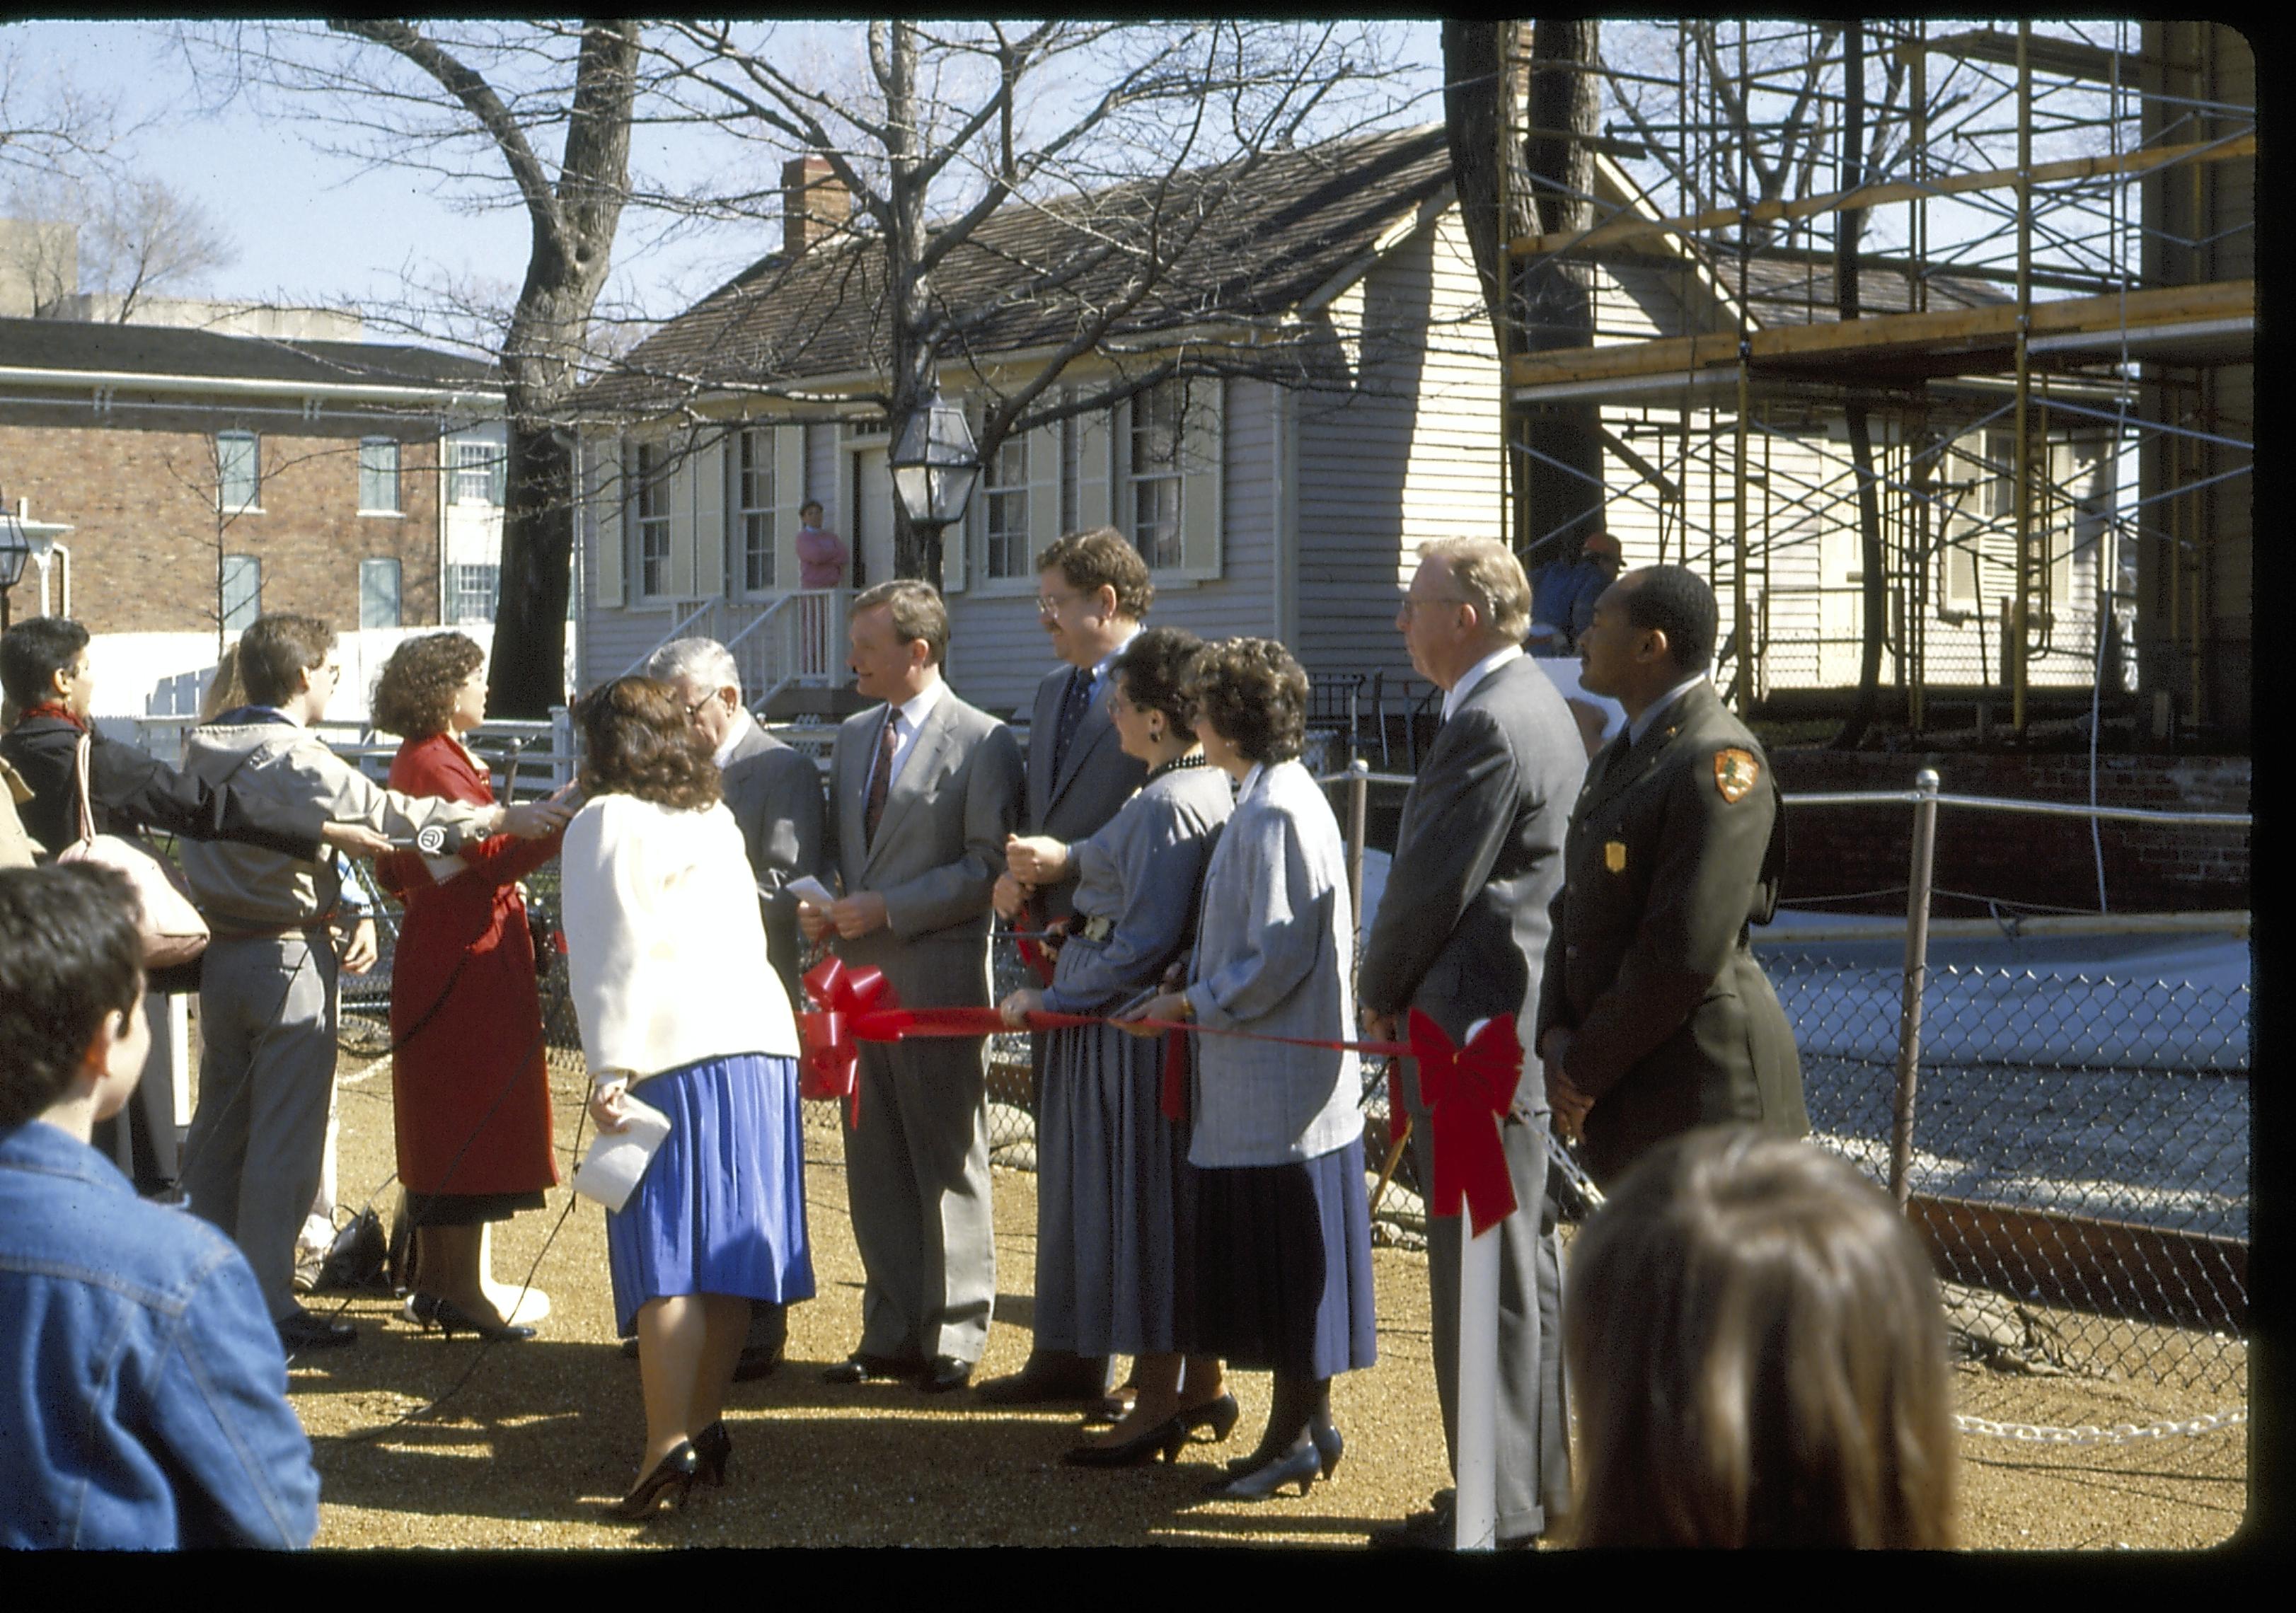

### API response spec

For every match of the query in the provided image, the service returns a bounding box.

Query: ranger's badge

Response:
[1603,840,1627,873]
[1714,748,1759,804]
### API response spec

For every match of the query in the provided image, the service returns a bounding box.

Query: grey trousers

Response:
[843,1036,996,1365]
[180,934,339,1323]
[1407,1107,1572,1541]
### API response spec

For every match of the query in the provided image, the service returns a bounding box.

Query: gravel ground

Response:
[286,1043,2246,1549]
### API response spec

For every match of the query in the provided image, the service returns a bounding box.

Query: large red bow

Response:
[800,956,896,1126]
[1408,1008,1522,1237]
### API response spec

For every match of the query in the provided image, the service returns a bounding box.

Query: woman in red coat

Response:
[372,633,565,1341]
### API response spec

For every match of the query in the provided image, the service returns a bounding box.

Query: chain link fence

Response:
[332,738,2249,1445]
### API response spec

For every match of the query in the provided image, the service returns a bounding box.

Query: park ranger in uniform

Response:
[1535,564,1806,1188]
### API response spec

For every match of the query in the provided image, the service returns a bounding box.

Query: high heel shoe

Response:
[1063,1415,1187,1469]
[693,1421,732,1488]
[1200,1442,1322,1501]
[427,1295,536,1343]
[1179,1392,1240,1445]
[1311,1421,1345,1481]
[612,1442,699,1520]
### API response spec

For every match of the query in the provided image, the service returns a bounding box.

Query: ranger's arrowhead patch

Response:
[1714,748,1759,804]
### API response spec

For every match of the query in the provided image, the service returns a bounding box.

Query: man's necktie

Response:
[1051,665,1094,780]
[865,710,900,845]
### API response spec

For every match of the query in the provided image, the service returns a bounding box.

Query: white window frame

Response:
[358,438,402,516]
[452,439,505,507]
[446,562,500,625]
[737,426,777,594]
[1125,378,1185,571]
[216,431,260,514]
[982,432,1032,581]
[634,443,672,599]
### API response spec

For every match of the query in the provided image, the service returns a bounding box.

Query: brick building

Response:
[0,316,505,714]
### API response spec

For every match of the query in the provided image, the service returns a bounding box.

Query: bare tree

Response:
[180,18,646,718]
[623,20,1419,579]
[0,30,126,180]
[3,170,236,319]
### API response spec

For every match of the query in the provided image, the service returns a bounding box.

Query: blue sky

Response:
[3,19,1448,352]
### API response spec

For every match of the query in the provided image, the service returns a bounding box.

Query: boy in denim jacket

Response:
[0,863,319,1548]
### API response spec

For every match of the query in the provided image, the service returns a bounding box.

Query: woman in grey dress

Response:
[1122,637,1375,1503]
[996,627,1237,1467]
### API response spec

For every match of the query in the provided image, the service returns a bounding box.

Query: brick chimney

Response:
[783,156,850,257]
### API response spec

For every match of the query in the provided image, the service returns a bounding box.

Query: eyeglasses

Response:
[682,690,729,722]
[1037,592,1082,618]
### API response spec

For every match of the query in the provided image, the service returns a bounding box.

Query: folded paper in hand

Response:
[570,1091,672,1213]
[785,874,838,908]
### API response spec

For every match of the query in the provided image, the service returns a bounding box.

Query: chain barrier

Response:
[1953,1408,2245,1445]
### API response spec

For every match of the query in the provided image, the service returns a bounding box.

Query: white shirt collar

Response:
[890,676,948,734]
[1630,673,1708,746]
[1441,644,1525,722]
[713,705,758,769]
[1237,761,1267,804]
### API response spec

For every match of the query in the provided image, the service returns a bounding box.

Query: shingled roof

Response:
[0,317,498,391]
[587,122,1455,416]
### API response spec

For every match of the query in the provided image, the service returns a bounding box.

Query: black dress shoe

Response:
[1368,1496,1536,1551]
[276,1308,357,1352]
[918,1355,974,1394]
[731,1345,781,1382]
[974,1355,1104,1406]
[822,1351,921,1385]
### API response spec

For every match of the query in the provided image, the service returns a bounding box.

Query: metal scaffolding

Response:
[1499,20,2254,737]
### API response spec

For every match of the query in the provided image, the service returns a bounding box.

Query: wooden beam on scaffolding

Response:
[1894,28,2142,88]
[1506,133,2256,260]
[1508,279,2254,393]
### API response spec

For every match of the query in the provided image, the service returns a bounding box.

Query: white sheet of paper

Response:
[422,855,468,883]
[569,1091,672,1214]
[785,874,838,908]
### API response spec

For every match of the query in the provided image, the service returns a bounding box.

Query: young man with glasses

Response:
[976,528,1155,1418]
[176,613,570,1353]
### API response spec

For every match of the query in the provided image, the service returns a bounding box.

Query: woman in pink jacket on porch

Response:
[795,501,848,589]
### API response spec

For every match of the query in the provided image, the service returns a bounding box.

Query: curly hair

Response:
[1109,625,1202,735]
[575,676,721,811]
[1187,637,1308,765]
[371,632,485,739]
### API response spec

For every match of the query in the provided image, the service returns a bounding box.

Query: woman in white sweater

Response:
[562,677,813,1520]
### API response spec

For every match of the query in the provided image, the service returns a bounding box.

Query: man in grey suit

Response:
[1358,538,1583,1550]
[646,636,827,1381]
[800,581,1023,1394]
[979,528,1150,1413]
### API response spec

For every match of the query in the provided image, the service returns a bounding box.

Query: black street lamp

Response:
[887,388,979,575]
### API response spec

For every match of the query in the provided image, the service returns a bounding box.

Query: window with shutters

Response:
[358,439,401,514]
[738,428,775,591]
[1126,378,1184,570]
[633,444,673,598]
[453,440,505,506]
[447,563,500,625]
[983,434,1031,579]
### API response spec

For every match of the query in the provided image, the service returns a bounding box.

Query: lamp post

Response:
[887,388,980,582]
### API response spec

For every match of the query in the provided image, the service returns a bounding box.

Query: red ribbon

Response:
[799,956,896,1126]
[1408,1007,1522,1237]
[1160,1030,1189,1123]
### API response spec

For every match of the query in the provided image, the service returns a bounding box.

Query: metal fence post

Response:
[550,704,573,789]
[1890,768,1942,1208]
[1345,758,1370,954]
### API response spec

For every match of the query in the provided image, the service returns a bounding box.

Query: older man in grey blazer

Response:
[1358,539,1584,1550]
[801,582,1022,1394]
[647,635,827,1381]
[980,528,1151,1413]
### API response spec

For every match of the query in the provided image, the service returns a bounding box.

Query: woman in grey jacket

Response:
[1124,638,1374,1503]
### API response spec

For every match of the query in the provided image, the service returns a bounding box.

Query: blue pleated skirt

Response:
[604,1052,815,1337]
[1189,1135,1378,1380]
